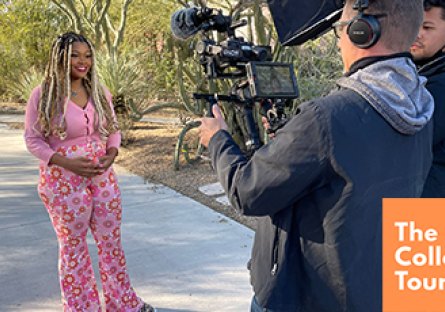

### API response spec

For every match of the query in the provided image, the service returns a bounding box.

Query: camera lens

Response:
[252,46,270,61]
[196,41,207,54]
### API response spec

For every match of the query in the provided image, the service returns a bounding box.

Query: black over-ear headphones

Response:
[347,0,381,49]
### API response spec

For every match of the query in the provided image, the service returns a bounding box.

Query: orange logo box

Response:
[383,199,445,312]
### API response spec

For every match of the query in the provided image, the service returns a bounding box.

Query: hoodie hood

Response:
[337,57,434,135]
[417,51,445,77]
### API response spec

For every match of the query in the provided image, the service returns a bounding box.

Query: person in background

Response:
[24,32,156,312]
[411,0,445,198]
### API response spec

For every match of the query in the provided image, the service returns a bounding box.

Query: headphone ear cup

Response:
[347,14,381,49]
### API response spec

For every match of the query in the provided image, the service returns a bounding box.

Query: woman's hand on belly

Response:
[98,155,115,172]
[66,157,104,177]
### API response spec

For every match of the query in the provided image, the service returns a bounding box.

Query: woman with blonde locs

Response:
[24,32,156,312]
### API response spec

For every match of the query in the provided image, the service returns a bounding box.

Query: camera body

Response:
[197,37,272,79]
[191,7,299,156]
[193,11,299,101]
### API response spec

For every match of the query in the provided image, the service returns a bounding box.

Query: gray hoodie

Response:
[208,54,434,312]
[337,57,434,135]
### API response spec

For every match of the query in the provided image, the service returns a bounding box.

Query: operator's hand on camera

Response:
[199,104,228,147]
[262,116,275,138]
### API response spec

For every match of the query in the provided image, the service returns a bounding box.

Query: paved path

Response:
[0,122,254,312]
[0,114,25,122]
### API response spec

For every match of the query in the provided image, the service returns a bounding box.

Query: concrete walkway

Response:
[0,114,25,122]
[0,122,254,312]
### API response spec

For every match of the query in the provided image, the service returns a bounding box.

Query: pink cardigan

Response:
[24,86,121,165]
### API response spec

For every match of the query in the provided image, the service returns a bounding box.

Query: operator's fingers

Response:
[212,104,223,120]
[262,116,270,129]
[199,117,212,129]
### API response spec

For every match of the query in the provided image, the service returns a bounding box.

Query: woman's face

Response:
[69,42,92,81]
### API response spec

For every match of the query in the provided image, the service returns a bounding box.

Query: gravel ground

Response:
[0,102,257,230]
[0,102,26,114]
[115,121,257,230]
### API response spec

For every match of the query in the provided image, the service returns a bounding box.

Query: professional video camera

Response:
[171,6,299,157]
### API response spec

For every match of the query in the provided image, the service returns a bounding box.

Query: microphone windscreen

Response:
[171,8,200,40]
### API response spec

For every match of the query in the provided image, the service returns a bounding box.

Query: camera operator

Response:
[199,0,434,311]
[411,0,445,198]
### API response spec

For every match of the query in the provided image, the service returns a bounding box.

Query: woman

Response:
[24,32,155,312]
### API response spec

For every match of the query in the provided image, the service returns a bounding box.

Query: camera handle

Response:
[192,93,222,117]
[236,101,262,157]
[192,93,262,157]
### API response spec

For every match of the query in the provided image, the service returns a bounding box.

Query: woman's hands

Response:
[49,147,118,178]
[50,154,103,177]
[65,156,104,177]
[98,157,114,172]
[99,147,118,172]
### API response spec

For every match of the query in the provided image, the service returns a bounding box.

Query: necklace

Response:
[71,86,84,98]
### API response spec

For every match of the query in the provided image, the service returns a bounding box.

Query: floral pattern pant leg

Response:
[38,142,143,312]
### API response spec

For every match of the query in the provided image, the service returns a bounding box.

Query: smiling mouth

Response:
[75,66,88,73]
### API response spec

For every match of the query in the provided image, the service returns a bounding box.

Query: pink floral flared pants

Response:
[38,142,143,312]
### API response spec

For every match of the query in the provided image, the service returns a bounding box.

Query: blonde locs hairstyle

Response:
[35,32,118,141]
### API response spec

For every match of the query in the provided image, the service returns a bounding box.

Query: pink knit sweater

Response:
[24,86,121,165]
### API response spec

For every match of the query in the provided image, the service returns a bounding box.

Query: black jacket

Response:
[418,51,445,197]
[208,56,433,311]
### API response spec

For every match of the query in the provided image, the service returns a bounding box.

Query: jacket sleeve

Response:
[208,101,329,216]
[427,81,445,146]
[24,86,57,165]
[104,88,121,151]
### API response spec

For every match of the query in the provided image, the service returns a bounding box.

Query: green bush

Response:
[172,1,343,168]
[7,67,45,102]
[0,0,69,99]
[96,48,147,104]
[294,33,343,105]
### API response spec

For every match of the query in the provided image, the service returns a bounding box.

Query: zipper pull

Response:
[271,263,278,276]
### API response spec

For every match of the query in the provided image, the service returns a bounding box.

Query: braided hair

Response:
[34,32,118,141]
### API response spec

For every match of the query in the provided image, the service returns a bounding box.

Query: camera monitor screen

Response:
[247,62,299,99]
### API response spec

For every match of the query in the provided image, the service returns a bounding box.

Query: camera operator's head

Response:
[410,0,445,62]
[337,0,423,71]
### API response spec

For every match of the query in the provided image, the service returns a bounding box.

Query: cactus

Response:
[172,0,342,169]
[174,120,202,170]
